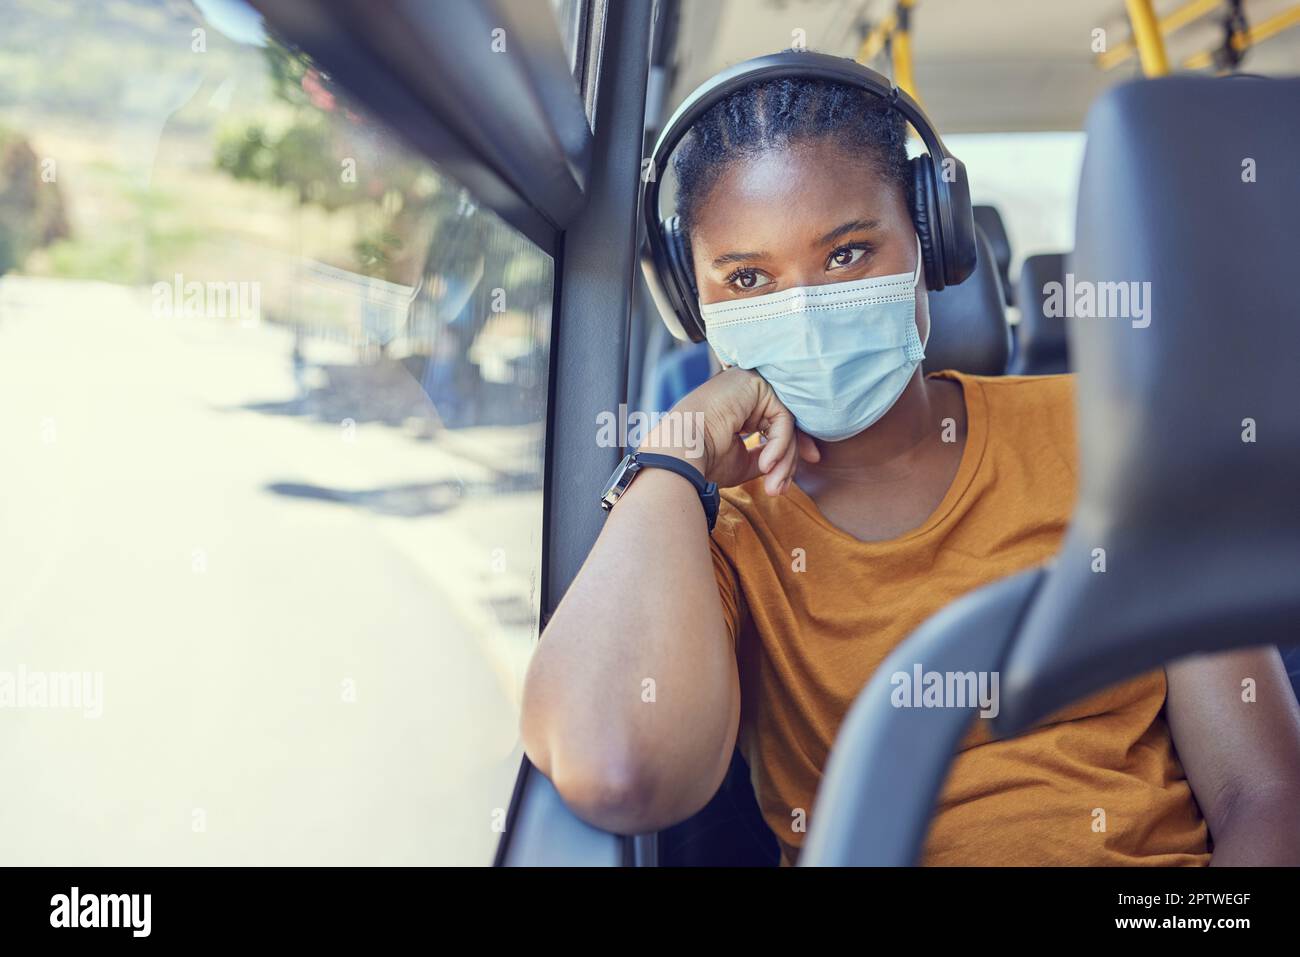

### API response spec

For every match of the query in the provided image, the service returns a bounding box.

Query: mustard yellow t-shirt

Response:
[708,370,1211,866]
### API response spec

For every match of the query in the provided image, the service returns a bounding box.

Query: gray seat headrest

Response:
[973,205,1013,304]
[923,224,1010,377]
[1010,252,1071,375]
[996,75,1300,734]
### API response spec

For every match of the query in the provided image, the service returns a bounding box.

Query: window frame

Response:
[252,0,596,255]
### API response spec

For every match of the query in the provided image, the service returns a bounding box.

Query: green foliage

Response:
[215,115,360,211]
[214,123,276,184]
[214,37,432,277]
[44,237,137,283]
[262,39,316,109]
[0,126,70,275]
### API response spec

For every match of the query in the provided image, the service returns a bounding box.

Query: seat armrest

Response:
[497,762,625,866]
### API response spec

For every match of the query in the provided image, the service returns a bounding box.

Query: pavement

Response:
[0,275,542,864]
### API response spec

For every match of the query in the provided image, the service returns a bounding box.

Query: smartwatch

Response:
[599,451,720,532]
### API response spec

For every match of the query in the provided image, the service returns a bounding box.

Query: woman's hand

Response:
[645,367,821,495]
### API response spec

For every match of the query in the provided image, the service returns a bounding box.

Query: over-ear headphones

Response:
[640,50,977,343]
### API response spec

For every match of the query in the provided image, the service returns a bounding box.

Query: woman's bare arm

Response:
[519,369,814,834]
[1165,645,1300,865]
[520,464,740,834]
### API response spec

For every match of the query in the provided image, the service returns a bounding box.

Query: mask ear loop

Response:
[912,233,931,352]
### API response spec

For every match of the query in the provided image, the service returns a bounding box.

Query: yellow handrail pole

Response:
[1184,4,1300,69]
[857,12,898,64]
[1246,2,1300,43]
[1097,0,1221,71]
[1125,0,1171,76]
[891,0,919,101]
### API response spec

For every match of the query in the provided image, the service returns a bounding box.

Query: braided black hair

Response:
[672,59,911,239]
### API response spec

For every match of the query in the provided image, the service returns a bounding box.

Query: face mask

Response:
[700,235,927,442]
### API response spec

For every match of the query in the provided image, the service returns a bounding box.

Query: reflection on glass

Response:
[0,0,550,865]
[549,0,587,76]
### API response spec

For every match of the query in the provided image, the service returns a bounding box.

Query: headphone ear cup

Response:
[936,155,978,287]
[663,216,705,341]
[910,155,943,291]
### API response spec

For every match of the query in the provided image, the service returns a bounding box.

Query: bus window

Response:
[0,0,551,864]
[942,131,1086,291]
[550,0,589,77]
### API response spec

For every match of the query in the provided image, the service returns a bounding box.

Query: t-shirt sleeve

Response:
[708,509,744,648]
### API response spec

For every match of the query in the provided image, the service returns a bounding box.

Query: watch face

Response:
[598,470,620,503]
[600,453,637,508]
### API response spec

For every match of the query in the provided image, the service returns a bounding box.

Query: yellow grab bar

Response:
[1184,4,1300,69]
[891,0,919,101]
[1097,0,1221,70]
[1125,0,1172,76]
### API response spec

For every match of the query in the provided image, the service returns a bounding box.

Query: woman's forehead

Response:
[690,143,906,250]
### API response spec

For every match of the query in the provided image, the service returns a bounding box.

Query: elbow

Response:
[546,751,662,835]
[519,659,660,833]
[1208,777,1300,866]
[518,649,723,835]
[538,742,720,834]
[521,714,673,834]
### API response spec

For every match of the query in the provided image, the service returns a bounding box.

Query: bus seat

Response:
[973,205,1014,305]
[1000,73,1300,728]
[658,748,780,866]
[645,339,712,414]
[922,223,1011,377]
[1009,252,1071,375]
[1284,646,1300,701]
[801,74,1300,865]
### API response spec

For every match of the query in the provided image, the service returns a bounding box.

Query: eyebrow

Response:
[709,218,882,270]
[814,218,881,247]
[710,249,767,269]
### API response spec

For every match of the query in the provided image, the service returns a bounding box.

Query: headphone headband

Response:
[646,52,956,190]
[641,50,977,343]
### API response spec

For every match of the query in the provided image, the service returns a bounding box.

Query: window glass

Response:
[941,131,1087,286]
[0,0,550,864]
[549,0,587,76]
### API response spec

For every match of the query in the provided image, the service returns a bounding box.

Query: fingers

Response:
[796,430,821,464]
[713,371,815,496]
[752,391,803,497]
[756,420,789,474]
[765,433,799,496]
[726,431,797,496]
[753,414,791,483]
[732,442,766,488]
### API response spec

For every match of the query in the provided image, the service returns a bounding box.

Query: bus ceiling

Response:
[662,0,1300,134]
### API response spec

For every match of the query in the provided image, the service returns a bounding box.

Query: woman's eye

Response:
[827,245,869,270]
[727,268,772,291]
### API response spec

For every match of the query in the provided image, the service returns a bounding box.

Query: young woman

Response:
[520,70,1300,866]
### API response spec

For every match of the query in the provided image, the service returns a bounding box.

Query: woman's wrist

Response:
[639,415,713,477]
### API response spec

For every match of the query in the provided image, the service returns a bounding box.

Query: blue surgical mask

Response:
[700,235,927,442]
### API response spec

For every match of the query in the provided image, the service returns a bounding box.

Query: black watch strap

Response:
[599,451,721,532]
